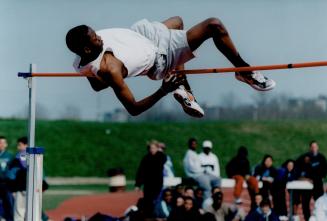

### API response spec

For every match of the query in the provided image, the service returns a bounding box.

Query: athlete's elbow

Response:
[126,107,143,116]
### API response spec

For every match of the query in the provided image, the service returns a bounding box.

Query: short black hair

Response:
[66,25,90,54]
[17,137,28,145]
[260,198,271,208]
[0,136,6,140]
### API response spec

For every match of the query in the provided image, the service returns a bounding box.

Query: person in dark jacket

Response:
[226,146,259,207]
[245,199,280,221]
[296,141,327,200]
[295,154,315,221]
[168,196,202,221]
[253,155,277,201]
[135,140,167,218]
[273,159,297,218]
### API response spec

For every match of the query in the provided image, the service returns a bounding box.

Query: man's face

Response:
[255,195,263,206]
[203,147,211,155]
[0,139,7,152]
[310,142,319,155]
[163,191,173,203]
[17,142,27,152]
[83,28,103,57]
[261,205,270,215]
[190,141,197,150]
[184,199,193,211]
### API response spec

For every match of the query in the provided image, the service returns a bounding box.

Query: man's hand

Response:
[160,74,186,94]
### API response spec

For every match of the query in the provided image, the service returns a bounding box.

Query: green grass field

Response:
[1,119,327,179]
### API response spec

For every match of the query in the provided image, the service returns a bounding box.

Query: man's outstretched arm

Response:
[99,68,184,116]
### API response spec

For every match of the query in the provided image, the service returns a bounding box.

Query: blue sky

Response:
[1,0,327,120]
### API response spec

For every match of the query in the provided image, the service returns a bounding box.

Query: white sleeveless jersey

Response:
[73,28,157,77]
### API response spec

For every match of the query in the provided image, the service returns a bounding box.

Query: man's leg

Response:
[186,18,275,91]
[162,17,204,118]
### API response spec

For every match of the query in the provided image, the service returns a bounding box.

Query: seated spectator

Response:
[273,159,297,220]
[199,140,221,185]
[204,191,245,221]
[168,196,202,221]
[226,146,259,206]
[175,196,185,208]
[194,187,204,209]
[245,199,279,221]
[249,193,263,213]
[253,155,277,201]
[311,191,327,221]
[184,186,195,198]
[154,188,173,219]
[183,138,220,199]
[202,186,221,209]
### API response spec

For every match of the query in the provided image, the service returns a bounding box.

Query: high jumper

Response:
[65,16,276,118]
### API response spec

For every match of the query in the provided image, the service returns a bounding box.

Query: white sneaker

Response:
[173,86,204,118]
[235,71,276,91]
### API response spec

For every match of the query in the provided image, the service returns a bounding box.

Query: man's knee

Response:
[172,16,184,30]
[205,17,227,35]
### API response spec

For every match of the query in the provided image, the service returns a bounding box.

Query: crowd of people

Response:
[131,138,327,221]
[0,136,48,221]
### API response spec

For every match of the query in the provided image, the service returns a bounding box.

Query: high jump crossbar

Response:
[18,60,327,78]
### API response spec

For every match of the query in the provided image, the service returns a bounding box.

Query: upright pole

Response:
[25,64,43,221]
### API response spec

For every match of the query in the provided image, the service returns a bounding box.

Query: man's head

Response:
[184,186,194,198]
[188,138,197,150]
[66,25,103,59]
[309,140,319,156]
[212,191,223,210]
[147,140,159,155]
[259,199,271,215]
[202,140,213,155]
[0,136,8,152]
[162,189,173,204]
[183,196,194,211]
[255,193,263,207]
[17,137,28,152]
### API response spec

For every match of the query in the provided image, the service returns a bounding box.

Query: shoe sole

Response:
[235,75,276,91]
[173,93,204,118]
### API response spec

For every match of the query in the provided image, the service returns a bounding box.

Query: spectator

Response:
[273,159,297,220]
[154,188,173,219]
[226,146,259,206]
[202,186,221,209]
[183,138,220,199]
[135,140,167,218]
[158,142,175,178]
[0,136,13,221]
[7,137,28,221]
[312,190,327,221]
[253,155,277,201]
[175,196,184,208]
[168,196,202,221]
[194,187,204,209]
[203,191,245,221]
[184,186,195,198]
[297,141,327,200]
[251,193,263,212]
[294,154,314,221]
[199,140,221,178]
[245,199,279,221]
